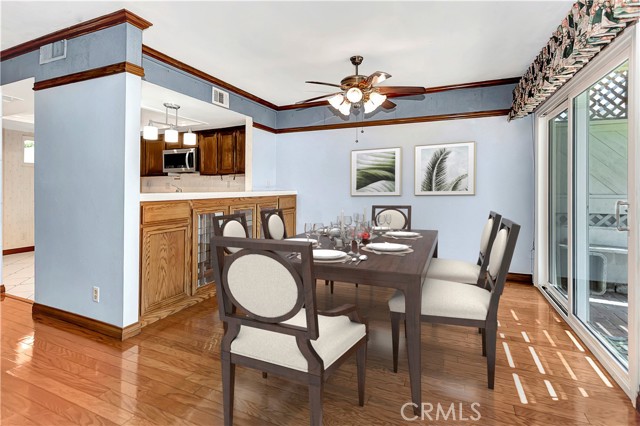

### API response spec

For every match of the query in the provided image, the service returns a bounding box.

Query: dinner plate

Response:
[372,226,390,231]
[286,238,318,246]
[313,249,348,260]
[366,242,409,252]
[385,231,420,238]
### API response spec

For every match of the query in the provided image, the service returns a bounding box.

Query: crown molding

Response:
[33,62,144,91]
[142,45,280,111]
[1,9,152,61]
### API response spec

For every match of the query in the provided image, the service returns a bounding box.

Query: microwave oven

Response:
[163,148,197,173]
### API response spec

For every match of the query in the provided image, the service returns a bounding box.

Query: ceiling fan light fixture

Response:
[369,91,387,108]
[328,93,345,109]
[183,129,197,146]
[338,100,352,116]
[363,99,377,114]
[346,87,363,103]
[143,122,159,140]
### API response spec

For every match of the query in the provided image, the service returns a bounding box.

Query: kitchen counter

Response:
[139,190,297,202]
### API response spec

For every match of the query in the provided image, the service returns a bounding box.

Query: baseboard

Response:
[3,246,35,256]
[1,285,5,294]
[5,293,33,304]
[32,303,141,340]
[507,272,533,284]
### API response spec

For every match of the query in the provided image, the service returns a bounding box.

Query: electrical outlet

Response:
[92,286,100,303]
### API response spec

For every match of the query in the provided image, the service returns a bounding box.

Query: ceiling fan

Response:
[297,55,426,115]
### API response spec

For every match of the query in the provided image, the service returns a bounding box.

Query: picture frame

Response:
[351,147,401,196]
[414,142,475,195]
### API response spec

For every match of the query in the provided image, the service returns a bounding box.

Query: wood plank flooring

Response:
[2,282,639,425]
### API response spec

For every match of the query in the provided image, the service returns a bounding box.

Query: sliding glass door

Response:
[538,36,635,396]
[572,61,629,366]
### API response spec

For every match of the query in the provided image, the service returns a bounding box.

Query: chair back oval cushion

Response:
[223,220,247,253]
[488,228,508,279]
[386,210,407,229]
[479,217,494,255]
[268,214,285,240]
[225,253,300,319]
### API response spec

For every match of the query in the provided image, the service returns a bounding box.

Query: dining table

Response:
[292,229,438,415]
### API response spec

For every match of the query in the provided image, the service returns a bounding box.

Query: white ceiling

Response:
[1,1,574,106]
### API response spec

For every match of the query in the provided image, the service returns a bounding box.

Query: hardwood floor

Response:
[2,282,639,425]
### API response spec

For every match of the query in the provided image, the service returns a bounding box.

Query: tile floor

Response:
[2,251,34,300]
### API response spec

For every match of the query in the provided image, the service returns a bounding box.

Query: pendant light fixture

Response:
[183,129,197,146]
[143,103,187,143]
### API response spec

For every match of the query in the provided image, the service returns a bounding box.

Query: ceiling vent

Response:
[39,40,67,65]
[212,87,230,109]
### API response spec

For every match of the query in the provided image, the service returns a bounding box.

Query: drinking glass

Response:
[344,216,353,227]
[353,213,362,224]
[354,223,364,255]
[344,225,355,255]
[328,221,341,249]
[313,222,324,248]
[304,222,313,243]
[382,213,392,230]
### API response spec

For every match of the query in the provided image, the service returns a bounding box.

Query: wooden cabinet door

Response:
[282,209,296,237]
[141,137,165,176]
[256,201,278,239]
[141,222,190,316]
[217,130,236,174]
[230,204,256,237]
[234,130,245,173]
[199,133,218,175]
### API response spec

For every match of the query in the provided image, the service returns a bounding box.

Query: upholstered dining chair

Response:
[426,211,502,286]
[371,205,412,230]
[387,218,520,389]
[210,236,368,426]
[212,213,250,254]
[260,208,287,240]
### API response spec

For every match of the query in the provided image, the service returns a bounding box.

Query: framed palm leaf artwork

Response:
[415,142,475,195]
[351,147,401,196]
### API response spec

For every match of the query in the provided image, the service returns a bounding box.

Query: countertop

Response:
[139,190,297,202]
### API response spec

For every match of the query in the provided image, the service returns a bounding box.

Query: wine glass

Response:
[313,222,324,248]
[344,225,355,255]
[304,222,313,243]
[344,216,353,227]
[382,213,392,230]
[354,222,364,255]
[353,213,362,224]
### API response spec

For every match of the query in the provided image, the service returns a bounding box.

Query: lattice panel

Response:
[589,70,627,120]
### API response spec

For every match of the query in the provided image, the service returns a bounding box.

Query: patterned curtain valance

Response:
[509,1,640,120]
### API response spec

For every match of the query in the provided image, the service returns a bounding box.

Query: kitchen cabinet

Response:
[198,132,219,175]
[256,200,278,238]
[217,129,236,174]
[139,194,296,330]
[140,201,192,323]
[140,137,165,176]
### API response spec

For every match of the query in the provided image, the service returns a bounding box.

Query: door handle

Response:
[615,200,630,231]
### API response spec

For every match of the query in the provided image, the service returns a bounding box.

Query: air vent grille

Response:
[212,87,230,109]
[39,40,67,64]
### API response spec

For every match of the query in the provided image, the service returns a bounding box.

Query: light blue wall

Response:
[252,128,277,190]
[276,85,514,128]
[275,115,534,274]
[34,73,141,327]
[1,24,138,86]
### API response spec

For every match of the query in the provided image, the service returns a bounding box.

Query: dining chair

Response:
[387,218,520,389]
[426,211,502,286]
[260,208,287,240]
[371,205,412,230]
[212,213,250,253]
[210,236,368,426]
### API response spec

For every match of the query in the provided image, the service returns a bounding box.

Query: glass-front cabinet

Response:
[194,208,228,291]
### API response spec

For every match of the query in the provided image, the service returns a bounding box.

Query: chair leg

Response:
[478,328,482,334]
[324,280,329,286]
[356,343,366,407]
[330,281,334,294]
[222,356,235,426]
[390,312,402,373]
[481,328,486,357]
[486,324,497,389]
[355,283,358,288]
[262,372,268,379]
[308,377,323,426]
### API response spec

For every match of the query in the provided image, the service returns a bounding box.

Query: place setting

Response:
[383,230,422,240]
[362,241,413,256]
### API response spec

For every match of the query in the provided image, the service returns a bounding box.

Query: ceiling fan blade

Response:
[305,81,342,88]
[381,99,396,109]
[296,92,342,104]
[366,71,392,86]
[377,86,426,96]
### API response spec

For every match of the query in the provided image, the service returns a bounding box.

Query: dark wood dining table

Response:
[295,229,438,414]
